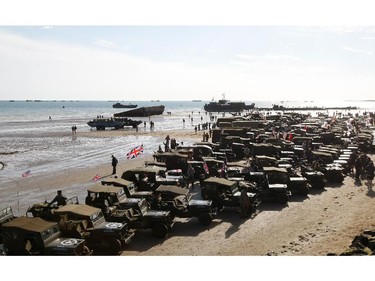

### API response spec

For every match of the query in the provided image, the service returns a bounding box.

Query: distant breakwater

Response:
[254,105,359,111]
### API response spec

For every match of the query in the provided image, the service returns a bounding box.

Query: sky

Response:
[0,1,375,102]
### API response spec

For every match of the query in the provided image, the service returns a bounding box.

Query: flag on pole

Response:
[22,170,32,177]
[126,144,144,160]
[92,174,102,181]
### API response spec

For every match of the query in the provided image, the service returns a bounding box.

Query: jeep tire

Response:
[277,193,289,204]
[198,212,212,226]
[152,223,169,238]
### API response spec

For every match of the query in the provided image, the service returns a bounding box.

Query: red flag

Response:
[22,170,32,177]
[92,174,101,181]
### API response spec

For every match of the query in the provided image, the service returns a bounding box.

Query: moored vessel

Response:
[87,117,142,130]
[114,105,165,117]
[112,102,138,108]
[204,94,254,112]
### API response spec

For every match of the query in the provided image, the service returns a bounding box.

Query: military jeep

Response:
[201,177,260,214]
[108,197,174,238]
[322,164,345,184]
[121,166,167,191]
[263,166,310,196]
[101,176,154,201]
[301,166,326,189]
[0,206,16,245]
[53,204,134,255]
[86,185,174,238]
[152,185,216,226]
[1,216,90,255]
[26,196,79,221]
[244,171,291,204]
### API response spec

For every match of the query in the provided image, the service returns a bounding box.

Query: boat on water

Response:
[114,105,165,117]
[87,117,142,130]
[204,94,255,112]
[112,102,138,109]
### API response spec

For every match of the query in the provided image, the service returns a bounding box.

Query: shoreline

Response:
[0,128,203,216]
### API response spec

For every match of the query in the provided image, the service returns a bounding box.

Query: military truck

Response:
[53,204,134,255]
[86,184,174,238]
[152,185,216,226]
[1,216,90,255]
[201,177,260,214]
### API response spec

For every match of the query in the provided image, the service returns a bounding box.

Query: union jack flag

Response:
[127,144,144,160]
[92,174,102,181]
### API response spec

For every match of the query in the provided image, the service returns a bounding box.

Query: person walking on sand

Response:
[111,155,118,175]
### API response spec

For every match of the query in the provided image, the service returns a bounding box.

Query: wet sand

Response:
[0,128,204,215]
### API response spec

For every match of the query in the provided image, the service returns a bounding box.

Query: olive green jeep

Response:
[1,216,90,255]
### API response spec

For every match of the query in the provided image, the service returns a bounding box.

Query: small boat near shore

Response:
[112,102,138,109]
[114,105,165,117]
[87,117,142,130]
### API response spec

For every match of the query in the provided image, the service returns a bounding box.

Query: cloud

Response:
[361,36,375,40]
[94,39,117,48]
[342,46,373,56]
[236,54,301,61]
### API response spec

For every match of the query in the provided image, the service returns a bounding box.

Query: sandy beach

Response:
[1,128,374,259]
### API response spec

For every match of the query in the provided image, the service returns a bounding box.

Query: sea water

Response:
[0,100,218,183]
[1,99,375,185]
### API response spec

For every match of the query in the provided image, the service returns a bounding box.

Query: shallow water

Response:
[1,99,374,184]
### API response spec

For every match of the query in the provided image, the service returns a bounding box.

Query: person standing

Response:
[187,164,195,190]
[366,160,374,188]
[239,187,250,218]
[111,155,118,175]
[354,156,362,181]
[244,146,251,163]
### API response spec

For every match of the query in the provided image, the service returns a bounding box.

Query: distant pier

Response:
[253,104,359,111]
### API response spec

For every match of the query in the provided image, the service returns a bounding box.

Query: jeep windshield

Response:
[138,199,149,214]
[41,225,59,240]
[90,210,104,224]
[0,206,13,222]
